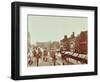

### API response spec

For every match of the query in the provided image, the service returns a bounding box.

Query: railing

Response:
[63,53,87,64]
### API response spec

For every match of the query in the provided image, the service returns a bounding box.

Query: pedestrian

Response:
[43,48,48,62]
[28,53,33,65]
[38,47,42,59]
[50,48,56,66]
[60,47,66,65]
[36,47,42,66]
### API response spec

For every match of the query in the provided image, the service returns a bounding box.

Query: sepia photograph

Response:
[27,15,88,67]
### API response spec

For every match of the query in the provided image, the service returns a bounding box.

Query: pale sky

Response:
[28,15,88,44]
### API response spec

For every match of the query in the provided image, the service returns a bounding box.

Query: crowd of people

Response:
[28,47,58,66]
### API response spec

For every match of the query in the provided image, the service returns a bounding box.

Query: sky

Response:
[28,15,88,44]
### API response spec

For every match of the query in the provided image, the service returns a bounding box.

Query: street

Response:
[28,50,87,67]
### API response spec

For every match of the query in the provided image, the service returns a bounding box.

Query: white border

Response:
[20,6,94,76]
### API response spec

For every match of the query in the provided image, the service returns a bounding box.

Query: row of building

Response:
[60,31,87,54]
